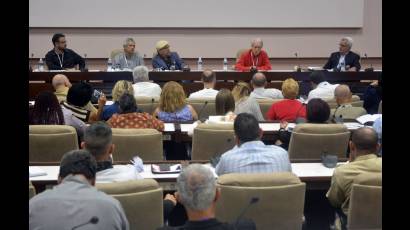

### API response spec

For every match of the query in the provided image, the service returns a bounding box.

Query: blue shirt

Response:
[215,140,291,176]
[373,116,382,155]
[102,102,120,121]
[152,52,185,70]
[157,105,193,122]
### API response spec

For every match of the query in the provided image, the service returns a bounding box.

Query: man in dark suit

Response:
[157,164,256,230]
[323,37,361,72]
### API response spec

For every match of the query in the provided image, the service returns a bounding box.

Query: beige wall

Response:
[29,0,381,62]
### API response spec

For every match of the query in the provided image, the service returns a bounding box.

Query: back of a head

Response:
[67,82,93,107]
[177,164,216,211]
[215,88,235,115]
[234,113,260,143]
[306,98,330,123]
[59,150,97,181]
[31,91,64,125]
[310,71,326,85]
[201,69,216,83]
[334,84,352,102]
[160,81,187,112]
[251,72,267,88]
[112,80,134,102]
[84,122,112,159]
[132,66,149,83]
[232,82,251,101]
[119,93,138,114]
[281,78,299,99]
[52,74,70,88]
[352,127,379,154]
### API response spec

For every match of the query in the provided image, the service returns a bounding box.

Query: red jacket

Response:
[235,49,272,71]
[266,99,306,121]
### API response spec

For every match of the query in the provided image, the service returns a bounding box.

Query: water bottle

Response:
[197,57,203,71]
[38,58,44,72]
[223,58,228,71]
[107,58,112,71]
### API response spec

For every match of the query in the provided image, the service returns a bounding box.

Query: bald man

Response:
[327,127,381,225]
[249,72,283,99]
[235,38,272,72]
[188,69,219,99]
[51,74,98,121]
[331,84,367,121]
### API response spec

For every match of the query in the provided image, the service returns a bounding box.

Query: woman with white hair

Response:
[323,36,361,72]
[132,66,162,98]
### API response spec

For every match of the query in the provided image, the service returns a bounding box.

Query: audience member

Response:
[307,71,339,101]
[331,84,367,120]
[29,91,65,125]
[232,82,264,121]
[189,69,219,99]
[132,66,162,98]
[249,72,283,99]
[102,80,134,121]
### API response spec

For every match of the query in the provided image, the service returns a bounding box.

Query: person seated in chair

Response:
[112,38,144,70]
[158,164,256,230]
[331,84,367,121]
[235,38,272,72]
[249,72,283,99]
[189,69,219,99]
[152,40,188,71]
[323,37,361,72]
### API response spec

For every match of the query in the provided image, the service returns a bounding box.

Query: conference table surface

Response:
[30,162,346,193]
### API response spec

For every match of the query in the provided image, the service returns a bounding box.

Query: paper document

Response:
[164,123,175,132]
[29,167,47,177]
[343,122,364,130]
[356,114,382,124]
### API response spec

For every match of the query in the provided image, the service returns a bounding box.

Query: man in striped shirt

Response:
[215,113,291,175]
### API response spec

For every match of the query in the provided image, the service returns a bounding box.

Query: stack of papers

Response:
[356,114,382,124]
[151,164,181,174]
[29,167,47,177]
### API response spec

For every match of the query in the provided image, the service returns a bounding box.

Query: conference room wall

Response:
[29,0,381,60]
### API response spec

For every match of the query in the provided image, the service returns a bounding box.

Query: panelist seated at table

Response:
[215,113,291,176]
[235,38,272,72]
[113,38,144,70]
[323,37,361,72]
[108,93,165,131]
[326,127,382,227]
[29,150,130,230]
[152,40,187,71]
[153,81,198,122]
[188,69,219,99]
[45,33,85,71]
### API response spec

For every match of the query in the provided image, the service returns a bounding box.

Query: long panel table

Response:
[30,162,345,193]
[29,71,381,99]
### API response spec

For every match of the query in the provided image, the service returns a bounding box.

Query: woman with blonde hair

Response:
[101,80,134,120]
[266,78,306,121]
[153,81,198,122]
[232,81,264,121]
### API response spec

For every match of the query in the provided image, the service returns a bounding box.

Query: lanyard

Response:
[124,53,129,68]
[55,51,64,68]
[251,52,259,67]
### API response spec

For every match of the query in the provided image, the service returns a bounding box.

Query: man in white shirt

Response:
[188,69,219,99]
[81,122,141,183]
[249,72,283,99]
[307,71,339,101]
[132,66,162,98]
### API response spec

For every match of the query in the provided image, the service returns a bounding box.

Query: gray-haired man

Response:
[158,164,256,230]
[113,38,145,70]
[323,37,361,71]
[132,65,162,98]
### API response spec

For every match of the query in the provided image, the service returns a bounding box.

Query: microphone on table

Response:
[234,197,259,229]
[71,216,99,230]
[294,52,301,72]
[81,53,89,72]
[197,101,208,122]
[149,98,155,114]
[364,53,374,72]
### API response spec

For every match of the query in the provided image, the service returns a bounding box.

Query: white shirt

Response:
[337,55,346,70]
[250,88,283,99]
[307,81,339,101]
[96,165,142,183]
[188,88,219,99]
[133,82,162,98]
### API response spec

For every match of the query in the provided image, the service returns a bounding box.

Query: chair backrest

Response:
[256,99,283,120]
[29,181,36,199]
[29,125,79,163]
[191,123,235,160]
[187,98,216,121]
[96,179,163,230]
[378,100,382,114]
[288,124,350,160]
[216,172,306,230]
[110,49,124,60]
[135,97,160,114]
[111,128,163,162]
[347,173,382,230]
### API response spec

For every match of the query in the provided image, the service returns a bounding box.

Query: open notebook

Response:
[29,167,47,177]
